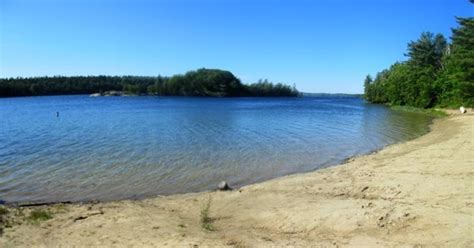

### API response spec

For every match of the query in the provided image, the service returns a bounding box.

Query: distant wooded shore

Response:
[0,68,299,98]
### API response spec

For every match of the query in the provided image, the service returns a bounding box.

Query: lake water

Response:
[0,96,433,204]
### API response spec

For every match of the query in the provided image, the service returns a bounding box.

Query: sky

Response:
[0,0,472,93]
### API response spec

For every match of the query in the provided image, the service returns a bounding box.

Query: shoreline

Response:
[1,113,473,246]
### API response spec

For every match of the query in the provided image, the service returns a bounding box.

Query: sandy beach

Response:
[1,113,473,247]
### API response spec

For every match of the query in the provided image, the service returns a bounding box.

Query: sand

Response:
[1,113,473,247]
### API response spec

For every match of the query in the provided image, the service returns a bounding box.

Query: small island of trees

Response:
[0,68,299,98]
[364,17,473,108]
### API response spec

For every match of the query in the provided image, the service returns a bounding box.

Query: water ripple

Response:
[0,96,432,203]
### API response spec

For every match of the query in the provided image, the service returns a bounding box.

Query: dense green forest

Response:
[364,17,474,108]
[0,68,299,97]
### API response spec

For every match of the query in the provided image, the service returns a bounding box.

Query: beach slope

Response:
[1,115,473,247]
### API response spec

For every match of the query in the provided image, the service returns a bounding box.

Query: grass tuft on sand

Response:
[200,196,215,231]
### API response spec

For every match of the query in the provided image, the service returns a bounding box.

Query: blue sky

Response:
[0,0,472,93]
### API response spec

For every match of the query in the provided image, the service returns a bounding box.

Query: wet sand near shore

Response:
[1,114,473,247]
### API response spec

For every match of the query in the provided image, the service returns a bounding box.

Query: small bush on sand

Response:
[0,206,8,216]
[0,206,9,236]
[27,209,53,224]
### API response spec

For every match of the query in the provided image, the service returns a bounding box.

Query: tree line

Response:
[0,68,299,97]
[364,16,473,108]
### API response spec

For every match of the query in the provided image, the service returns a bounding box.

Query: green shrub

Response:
[27,209,53,224]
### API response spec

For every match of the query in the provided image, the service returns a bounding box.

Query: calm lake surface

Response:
[0,96,433,203]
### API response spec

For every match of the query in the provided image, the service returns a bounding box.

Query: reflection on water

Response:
[0,96,432,203]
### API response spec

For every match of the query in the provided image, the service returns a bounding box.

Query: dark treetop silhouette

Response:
[0,68,299,98]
